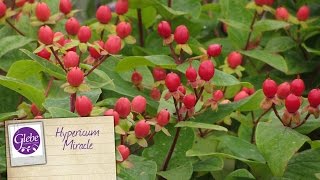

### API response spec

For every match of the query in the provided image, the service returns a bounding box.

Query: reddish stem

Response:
[70,93,76,112]
[44,77,54,97]
[85,55,109,76]
[50,47,67,73]
[137,9,144,47]
[5,19,25,36]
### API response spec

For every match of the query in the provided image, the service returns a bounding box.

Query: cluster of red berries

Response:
[157,21,190,45]
[108,95,170,162]
[262,77,320,125]
[275,5,310,22]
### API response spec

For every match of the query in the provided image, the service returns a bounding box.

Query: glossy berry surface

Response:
[262,78,277,98]
[198,60,215,81]
[174,25,189,44]
[291,78,305,96]
[105,35,122,54]
[227,51,242,69]
[297,5,310,21]
[67,67,84,87]
[117,145,130,162]
[89,40,104,59]
[59,0,72,15]
[234,91,249,101]
[75,96,93,117]
[104,109,120,126]
[157,109,170,126]
[153,67,166,81]
[165,73,181,92]
[96,5,112,24]
[183,94,196,109]
[0,2,6,18]
[116,22,132,39]
[157,21,171,38]
[275,7,289,21]
[37,48,51,60]
[213,90,224,101]
[114,97,131,118]
[115,0,128,15]
[131,71,143,86]
[38,25,54,45]
[65,17,80,35]
[150,88,161,101]
[134,120,150,138]
[308,89,320,108]
[77,26,91,43]
[207,44,222,57]
[285,94,301,113]
[36,2,50,22]
[131,95,147,113]
[277,82,291,99]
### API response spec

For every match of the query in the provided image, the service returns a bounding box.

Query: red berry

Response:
[117,145,130,162]
[308,89,320,108]
[15,0,26,7]
[63,51,79,68]
[104,109,120,126]
[178,85,186,95]
[54,32,65,46]
[35,2,50,22]
[285,94,301,113]
[89,40,104,59]
[186,66,197,82]
[75,96,93,117]
[63,39,77,52]
[174,25,189,44]
[297,5,310,21]
[207,44,222,57]
[153,67,166,81]
[234,91,249,102]
[115,97,131,118]
[277,82,291,99]
[183,94,196,109]
[198,60,215,81]
[77,26,91,43]
[59,0,72,15]
[275,7,289,21]
[67,67,84,87]
[150,87,161,101]
[134,120,150,138]
[291,78,305,96]
[213,90,224,101]
[116,22,132,39]
[31,103,40,116]
[131,71,143,86]
[262,78,277,98]
[65,17,80,36]
[104,35,122,54]
[37,48,51,60]
[157,109,170,126]
[227,51,243,69]
[38,25,54,45]
[255,0,274,6]
[242,87,255,95]
[115,0,128,15]
[165,73,181,92]
[96,5,112,24]
[131,95,147,114]
[0,1,7,18]
[157,21,171,39]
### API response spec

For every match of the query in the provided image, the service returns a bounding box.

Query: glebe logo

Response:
[13,127,40,155]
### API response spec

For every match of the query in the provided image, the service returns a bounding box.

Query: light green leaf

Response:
[157,162,193,180]
[225,169,255,180]
[193,157,224,172]
[256,122,310,176]
[175,121,228,132]
[47,107,78,118]
[265,36,296,52]
[253,20,290,33]
[0,36,33,58]
[240,50,288,73]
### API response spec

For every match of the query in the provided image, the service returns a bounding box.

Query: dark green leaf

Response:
[225,169,255,180]
[157,162,193,180]
[253,20,290,33]
[265,36,296,52]
[193,157,224,172]
[175,121,228,132]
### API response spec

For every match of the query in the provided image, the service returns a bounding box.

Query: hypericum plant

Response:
[0,0,320,179]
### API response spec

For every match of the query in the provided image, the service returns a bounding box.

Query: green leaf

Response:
[142,125,194,169]
[153,2,187,20]
[129,0,154,9]
[81,64,115,89]
[253,20,290,33]
[0,145,6,173]
[0,35,33,58]
[240,50,288,73]
[157,162,193,180]
[118,155,157,180]
[175,121,228,132]
[116,55,176,72]
[265,36,296,52]
[47,107,78,118]
[193,157,224,172]
[0,76,45,108]
[219,19,250,31]
[284,149,320,180]
[225,169,255,180]
[0,111,19,121]
[20,49,66,80]
[255,122,310,176]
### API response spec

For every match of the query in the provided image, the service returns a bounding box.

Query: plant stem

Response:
[169,44,179,63]
[5,19,25,36]
[50,47,67,73]
[160,127,181,171]
[272,104,285,125]
[244,11,257,50]
[44,77,54,97]
[293,113,311,129]
[251,107,272,143]
[100,29,104,40]
[168,0,172,7]
[70,93,76,112]
[173,98,182,122]
[85,55,109,76]
[137,8,144,47]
